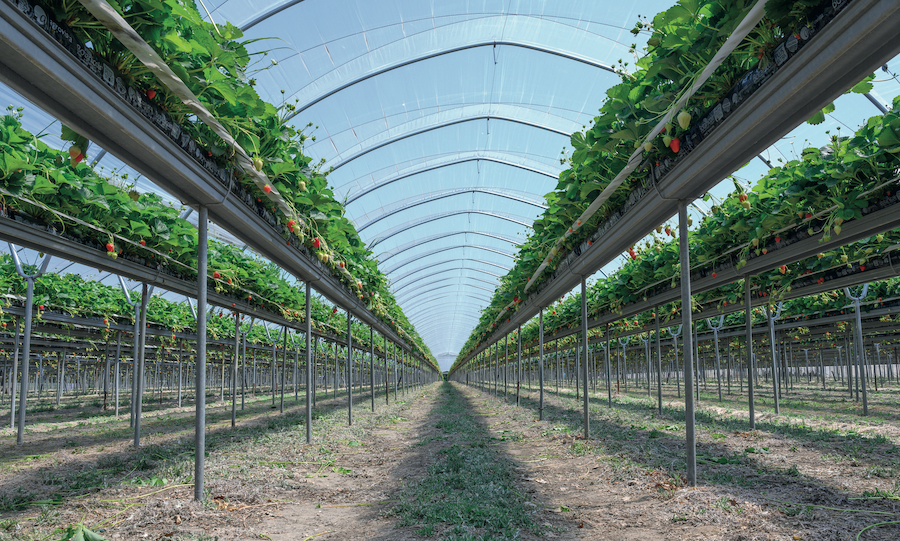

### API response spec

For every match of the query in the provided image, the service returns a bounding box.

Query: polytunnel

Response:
[1,0,900,538]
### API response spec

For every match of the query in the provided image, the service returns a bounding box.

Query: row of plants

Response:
[5,0,429,356]
[454,90,900,370]
[0,253,419,368]
[455,0,894,361]
[0,107,434,368]
[463,276,900,372]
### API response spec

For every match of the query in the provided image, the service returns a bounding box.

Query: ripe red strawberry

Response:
[147,89,156,100]
[139,240,146,246]
[103,318,108,325]
[263,185,272,193]
[105,243,115,252]
[588,240,592,246]
[712,272,717,278]
[805,213,812,219]
[860,265,866,271]
[213,271,221,279]
[774,236,781,243]
[670,138,681,153]
[288,220,295,228]
[313,237,320,249]
[38,305,44,310]
[2,323,6,328]
[332,307,337,314]
[339,261,344,268]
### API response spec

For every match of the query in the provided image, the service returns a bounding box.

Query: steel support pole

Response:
[134,284,149,448]
[194,206,208,502]
[678,201,696,487]
[655,312,662,415]
[765,302,782,414]
[745,276,755,430]
[370,327,375,412]
[281,328,287,414]
[305,282,313,443]
[347,310,353,426]
[232,312,240,427]
[10,317,19,429]
[115,331,122,417]
[581,277,589,439]
[516,325,522,407]
[539,309,544,420]
[504,334,508,398]
[846,286,870,415]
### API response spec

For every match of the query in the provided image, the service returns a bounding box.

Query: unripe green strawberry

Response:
[677,110,691,130]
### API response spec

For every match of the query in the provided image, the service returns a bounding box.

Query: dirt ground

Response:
[0,378,898,540]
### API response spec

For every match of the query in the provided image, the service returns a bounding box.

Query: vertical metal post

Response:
[516,326,522,407]
[10,317,19,429]
[194,205,208,502]
[765,302,782,414]
[392,343,398,401]
[177,338,183,409]
[745,276,755,430]
[115,331,122,417]
[709,316,724,402]
[134,284,149,448]
[678,201,696,486]
[539,309,544,420]
[604,325,611,407]
[385,341,389,405]
[281,328,287,414]
[347,310,353,425]
[845,286,869,415]
[581,277,589,439]
[305,282,313,443]
[655,312,662,415]
[10,247,49,445]
[504,334,508,398]
[370,327,375,412]
[232,312,240,427]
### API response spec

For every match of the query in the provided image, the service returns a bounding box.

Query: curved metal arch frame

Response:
[399,282,496,305]
[413,316,486,337]
[386,245,513,275]
[334,117,567,175]
[404,292,492,312]
[416,323,482,345]
[394,269,497,295]
[371,210,531,245]
[285,41,617,120]
[414,312,482,333]
[358,189,545,233]
[347,155,558,205]
[396,276,496,302]
[380,230,518,264]
[404,297,491,320]
[391,257,505,285]
[416,321,483,342]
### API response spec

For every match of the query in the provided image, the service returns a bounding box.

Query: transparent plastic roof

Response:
[195,0,675,362]
[3,0,900,369]
[201,0,900,368]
